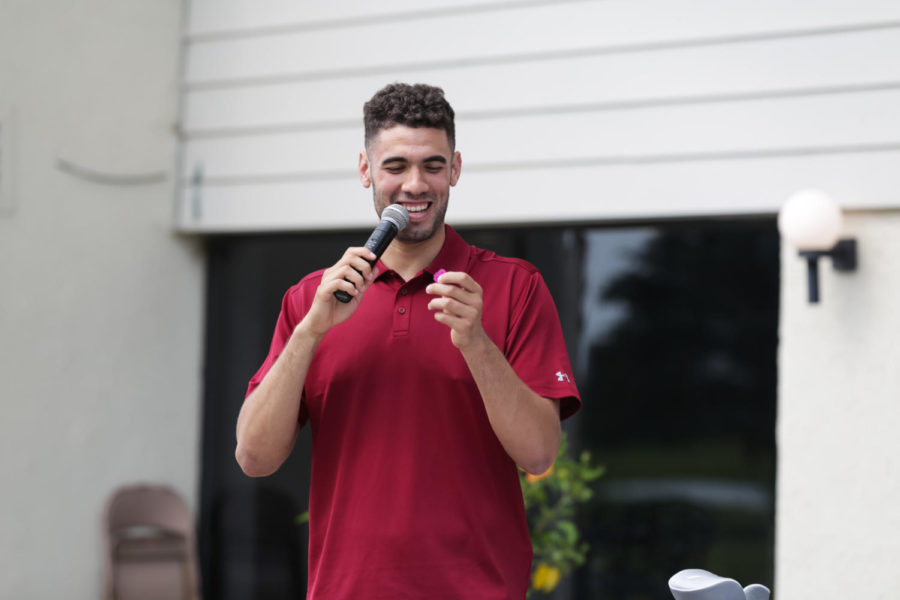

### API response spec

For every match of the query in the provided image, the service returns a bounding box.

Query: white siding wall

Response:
[179,0,900,232]
[0,2,203,598]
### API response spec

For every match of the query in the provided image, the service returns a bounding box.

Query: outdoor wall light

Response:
[777,189,857,304]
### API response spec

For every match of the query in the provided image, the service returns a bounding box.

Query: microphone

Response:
[334,204,410,303]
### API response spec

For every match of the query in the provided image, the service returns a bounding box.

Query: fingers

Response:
[426,272,481,322]
[426,293,480,318]
[426,271,487,350]
[303,247,381,336]
[339,247,378,281]
[430,310,474,331]
[322,247,379,298]
[431,270,481,294]
[426,271,482,315]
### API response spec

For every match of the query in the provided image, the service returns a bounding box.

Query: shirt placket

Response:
[393,284,412,336]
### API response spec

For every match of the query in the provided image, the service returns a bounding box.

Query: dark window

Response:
[199,220,778,599]
[567,223,779,599]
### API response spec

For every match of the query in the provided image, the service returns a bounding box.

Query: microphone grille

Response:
[382,204,410,230]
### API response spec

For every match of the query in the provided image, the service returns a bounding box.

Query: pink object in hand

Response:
[433,269,447,281]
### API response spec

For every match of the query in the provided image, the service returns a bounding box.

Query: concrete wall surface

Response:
[778,210,900,598]
[0,1,204,598]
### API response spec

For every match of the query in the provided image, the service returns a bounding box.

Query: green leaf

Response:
[556,520,578,544]
[523,432,605,592]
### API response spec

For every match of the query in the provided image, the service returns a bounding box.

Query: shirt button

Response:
[400,288,409,296]
[398,306,406,314]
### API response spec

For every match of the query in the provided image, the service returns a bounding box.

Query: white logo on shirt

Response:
[556,371,570,383]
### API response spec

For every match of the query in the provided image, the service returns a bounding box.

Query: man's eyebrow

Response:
[381,155,448,166]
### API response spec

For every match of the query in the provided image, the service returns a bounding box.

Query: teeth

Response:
[405,203,428,213]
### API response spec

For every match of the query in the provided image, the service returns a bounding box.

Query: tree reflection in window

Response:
[573,222,779,600]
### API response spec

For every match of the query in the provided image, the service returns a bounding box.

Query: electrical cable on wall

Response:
[56,157,167,186]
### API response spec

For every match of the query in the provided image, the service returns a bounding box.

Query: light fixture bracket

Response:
[797,238,857,303]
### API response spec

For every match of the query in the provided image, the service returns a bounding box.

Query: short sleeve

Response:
[245,277,319,426]
[504,271,581,420]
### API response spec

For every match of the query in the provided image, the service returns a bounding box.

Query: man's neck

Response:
[381,226,446,282]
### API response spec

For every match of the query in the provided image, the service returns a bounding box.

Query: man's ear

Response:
[359,151,371,188]
[450,151,462,186]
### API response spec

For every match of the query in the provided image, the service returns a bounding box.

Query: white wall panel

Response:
[453,151,900,221]
[183,90,900,182]
[459,91,900,163]
[778,212,900,600]
[178,177,371,232]
[184,0,900,87]
[186,0,534,37]
[184,128,358,180]
[183,27,900,133]
[187,0,900,40]
[178,150,900,231]
[178,0,900,231]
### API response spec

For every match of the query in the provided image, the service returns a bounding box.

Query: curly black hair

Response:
[363,83,455,150]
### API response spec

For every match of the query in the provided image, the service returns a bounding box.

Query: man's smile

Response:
[395,201,434,221]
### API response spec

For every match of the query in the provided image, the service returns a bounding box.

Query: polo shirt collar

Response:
[374,225,471,282]
[424,225,471,277]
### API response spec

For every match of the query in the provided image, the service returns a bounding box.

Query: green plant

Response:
[520,432,604,596]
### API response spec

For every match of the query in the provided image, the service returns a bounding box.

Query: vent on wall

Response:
[0,109,13,215]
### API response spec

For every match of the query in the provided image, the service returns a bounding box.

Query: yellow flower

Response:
[532,563,561,593]
[526,464,554,483]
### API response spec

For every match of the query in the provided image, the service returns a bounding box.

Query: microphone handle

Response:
[334,220,399,303]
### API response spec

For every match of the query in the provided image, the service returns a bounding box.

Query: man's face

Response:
[359,125,461,243]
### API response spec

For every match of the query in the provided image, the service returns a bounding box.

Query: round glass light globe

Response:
[777,189,843,251]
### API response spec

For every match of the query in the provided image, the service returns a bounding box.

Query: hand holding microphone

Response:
[334,204,410,303]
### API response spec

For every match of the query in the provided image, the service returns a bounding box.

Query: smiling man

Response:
[236,83,581,599]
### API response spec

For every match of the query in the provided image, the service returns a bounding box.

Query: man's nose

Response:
[402,168,428,195]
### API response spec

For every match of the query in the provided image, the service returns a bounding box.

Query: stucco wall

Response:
[777,210,900,597]
[0,2,203,598]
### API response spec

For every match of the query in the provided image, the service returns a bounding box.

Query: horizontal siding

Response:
[185,0,541,38]
[178,0,900,231]
[183,27,900,133]
[178,150,900,231]
[183,2,900,87]
[183,90,900,180]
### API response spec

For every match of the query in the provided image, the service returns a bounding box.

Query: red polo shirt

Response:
[247,226,580,599]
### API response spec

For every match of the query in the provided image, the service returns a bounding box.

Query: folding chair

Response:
[104,484,200,600]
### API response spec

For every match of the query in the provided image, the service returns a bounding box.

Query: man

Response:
[236,83,580,599]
